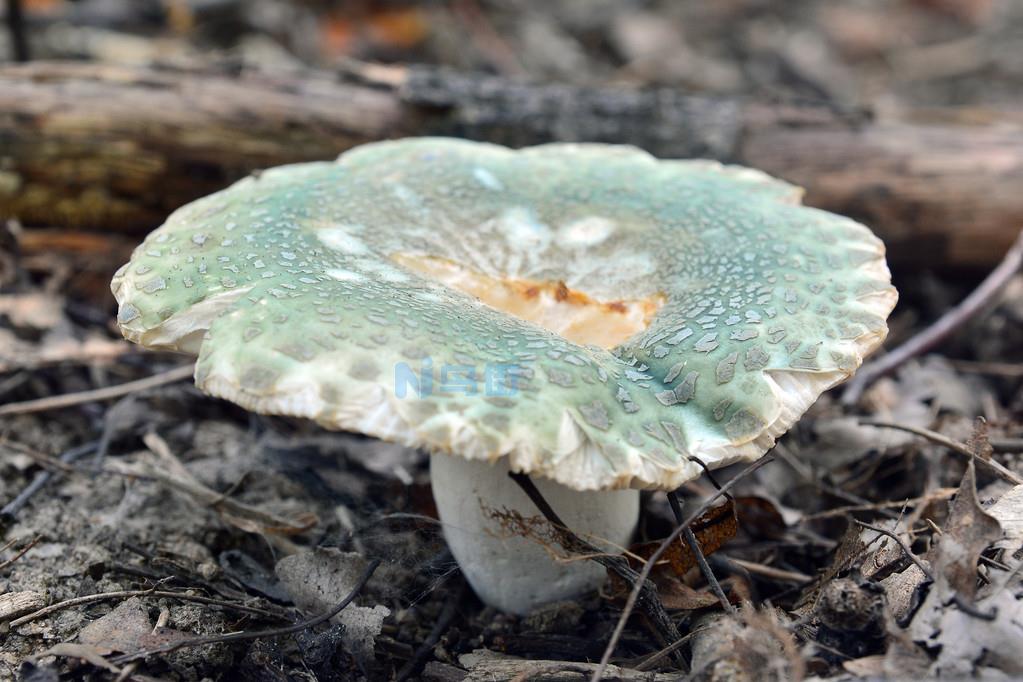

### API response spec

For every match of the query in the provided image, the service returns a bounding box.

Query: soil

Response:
[2,1,1022,680]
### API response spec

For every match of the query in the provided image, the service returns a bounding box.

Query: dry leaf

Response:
[629,500,738,578]
[35,643,122,673]
[78,597,191,655]
[987,484,1023,552]
[930,461,1001,600]
[275,548,388,663]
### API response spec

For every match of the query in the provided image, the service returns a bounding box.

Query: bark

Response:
[2,61,1021,268]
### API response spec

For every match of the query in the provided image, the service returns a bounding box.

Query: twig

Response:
[633,625,709,672]
[948,359,1023,378]
[687,457,733,504]
[592,456,773,682]
[5,0,29,62]
[0,439,76,472]
[854,521,995,621]
[105,432,317,535]
[0,535,40,572]
[773,444,901,520]
[862,419,1023,485]
[396,584,464,681]
[0,440,99,520]
[725,558,812,584]
[0,364,194,416]
[799,488,957,520]
[10,586,166,627]
[843,228,1023,404]
[110,559,380,664]
[508,473,685,667]
[666,491,735,615]
[9,586,289,628]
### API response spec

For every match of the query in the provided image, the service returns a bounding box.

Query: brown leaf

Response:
[608,500,738,604]
[734,495,787,539]
[631,500,738,577]
[78,598,152,655]
[931,461,1002,599]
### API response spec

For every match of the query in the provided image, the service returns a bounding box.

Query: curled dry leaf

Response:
[608,500,738,605]
[630,500,737,576]
[928,461,1001,600]
[106,432,318,536]
[78,597,191,656]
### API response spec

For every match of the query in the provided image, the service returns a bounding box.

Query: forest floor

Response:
[2,1,1023,680]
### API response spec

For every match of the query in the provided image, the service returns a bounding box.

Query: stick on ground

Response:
[0,364,194,416]
[109,558,381,665]
[667,491,736,615]
[591,456,773,682]
[508,472,685,667]
[861,419,1023,485]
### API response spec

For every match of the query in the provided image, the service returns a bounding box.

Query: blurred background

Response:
[4,0,1022,108]
[4,0,1023,378]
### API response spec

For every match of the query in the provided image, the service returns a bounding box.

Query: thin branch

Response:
[592,456,773,682]
[0,535,40,572]
[666,491,735,615]
[633,625,710,672]
[948,359,1023,378]
[773,444,901,520]
[9,586,289,628]
[799,488,957,521]
[862,419,1023,485]
[102,432,317,535]
[0,364,194,416]
[508,472,685,668]
[109,558,381,665]
[0,441,99,520]
[725,558,812,585]
[843,228,1023,404]
[991,438,1023,454]
[854,521,995,621]
[396,584,464,681]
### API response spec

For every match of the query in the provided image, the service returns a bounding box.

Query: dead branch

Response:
[0,535,39,572]
[667,491,735,615]
[2,61,1022,269]
[0,364,194,416]
[10,587,286,628]
[508,472,685,668]
[108,558,380,665]
[593,456,774,682]
[108,432,318,536]
[0,440,98,520]
[861,419,1023,485]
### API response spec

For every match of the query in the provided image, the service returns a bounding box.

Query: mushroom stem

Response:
[430,452,639,614]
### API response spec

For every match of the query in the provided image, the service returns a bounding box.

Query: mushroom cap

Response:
[112,138,896,490]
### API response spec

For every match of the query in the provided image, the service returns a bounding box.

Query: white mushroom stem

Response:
[430,452,639,615]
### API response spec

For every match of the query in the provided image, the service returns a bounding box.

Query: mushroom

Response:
[111,138,897,614]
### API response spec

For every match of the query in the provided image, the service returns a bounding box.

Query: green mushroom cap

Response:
[111,138,896,490]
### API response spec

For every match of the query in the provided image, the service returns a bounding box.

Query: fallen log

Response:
[2,61,1021,269]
